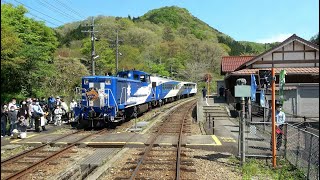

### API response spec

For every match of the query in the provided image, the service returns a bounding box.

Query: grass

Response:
[227,156,306,180]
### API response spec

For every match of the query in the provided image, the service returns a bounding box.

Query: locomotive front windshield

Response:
[117,71,151,82]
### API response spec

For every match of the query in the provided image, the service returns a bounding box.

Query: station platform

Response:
[3,95,241,154]
[8,132,222,149]
[197,94,239,154]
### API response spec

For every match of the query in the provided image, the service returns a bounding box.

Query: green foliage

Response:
[148,63,170,76]
[310,32,319,45]
[139,6,191,28]
[45,57,89,102]
[240,158,305,180]
[2,4,285,102]
[81,38,115,75]
[217,35,278,55]
[58,25,87,47]
[1,3,58,102]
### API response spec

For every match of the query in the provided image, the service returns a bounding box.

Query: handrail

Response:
[251,104,319,120]
[106,88,118,115]
[287,123,319,137]
[119,87,127,104]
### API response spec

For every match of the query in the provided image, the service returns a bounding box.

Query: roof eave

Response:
[235,34,320,71]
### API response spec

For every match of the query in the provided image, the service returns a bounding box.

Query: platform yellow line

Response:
[10,134,39,143]
[126,142,145,145]
[186,144,218,146]
[10,139,21,143]
[55,142,68,144]
[159,143,173,146]
[211,135,222,145]
[82,142,126,145]
[25,142,43,144]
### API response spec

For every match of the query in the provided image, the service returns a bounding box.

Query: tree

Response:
[162,26,175,42]
[81,38,115,75]
[310,33,319,45]
[1,3,58,101]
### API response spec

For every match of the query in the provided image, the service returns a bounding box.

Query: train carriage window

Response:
[133,74,139,80]
[146,75,150,83]
[152,82,156,88]
[140,75,146,82]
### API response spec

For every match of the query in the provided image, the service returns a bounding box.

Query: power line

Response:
[63,0,87,16]
[2,0,61,26]
[13,0,65,25]
[53,0,86,19]
[26,12,60,27]
[82,17,99,76]
[108,30,124,74]
[35,0,80,21]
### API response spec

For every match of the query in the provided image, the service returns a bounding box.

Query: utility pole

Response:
[109,30,123,74]
[271,54,277,167]
[116,29,119,74]
[82,17,99,75]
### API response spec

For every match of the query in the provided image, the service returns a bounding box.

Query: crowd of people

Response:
[1,96,78,138]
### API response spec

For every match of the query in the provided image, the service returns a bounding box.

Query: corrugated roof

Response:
[221,56,255,73]
[230,67,319,75]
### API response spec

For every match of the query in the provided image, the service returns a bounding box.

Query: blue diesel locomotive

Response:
[74,70,197,128]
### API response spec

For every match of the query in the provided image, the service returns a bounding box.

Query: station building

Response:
[221,34,319,117]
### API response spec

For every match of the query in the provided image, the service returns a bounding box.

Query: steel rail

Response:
[1,130,82,165]
[176,102,196,180]
[4,129,107,180]
[129,100,196,180]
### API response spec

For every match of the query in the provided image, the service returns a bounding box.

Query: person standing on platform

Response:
[54,105,63,126]
[61,99,69,122]
[18,101,29,121]
[1,105,8,137]
[275,100,285,150]
[32,100,44,132]
[48,95,56,123]
[219,86,225,97]
[28,100,35,129]
[270,100,286,151]
[69,99,77,122]
[8,106,18,136]
[202,86,207,100]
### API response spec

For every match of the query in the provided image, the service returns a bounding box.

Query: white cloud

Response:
[256,33,293,43]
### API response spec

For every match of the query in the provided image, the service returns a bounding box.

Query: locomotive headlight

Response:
[105,79,111,85]
[84,79,89,85]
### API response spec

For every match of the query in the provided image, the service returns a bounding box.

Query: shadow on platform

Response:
[213,96,227,104]
[194,152,232,161]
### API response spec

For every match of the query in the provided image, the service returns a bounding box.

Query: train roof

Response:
[117,70,150,76]
[82,70,196,85]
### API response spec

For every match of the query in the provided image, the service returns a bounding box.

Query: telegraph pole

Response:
[116,29,119,74]
[109,29,123,74]
[271,55,277,167]
[82,17,98,75]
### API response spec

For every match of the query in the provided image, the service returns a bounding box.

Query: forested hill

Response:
[57,6,274,58]
[54,6,277,81]
[1,4,278,102]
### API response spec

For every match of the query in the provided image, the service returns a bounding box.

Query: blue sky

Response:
[4,0,319,43]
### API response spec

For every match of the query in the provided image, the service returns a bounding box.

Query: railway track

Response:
[1,129,107,180]
[115,100,197,180]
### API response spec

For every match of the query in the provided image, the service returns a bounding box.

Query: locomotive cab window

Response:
[146,75,150,83]
[140,75,149,82]
[133,74,139,80]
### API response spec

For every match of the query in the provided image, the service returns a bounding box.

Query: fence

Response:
[225,92,319,179]
[286,124,319,180]
[247,104,319,180]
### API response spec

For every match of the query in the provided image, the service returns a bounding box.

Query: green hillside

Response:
[1,4,275,102]
[55,6,272,80]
